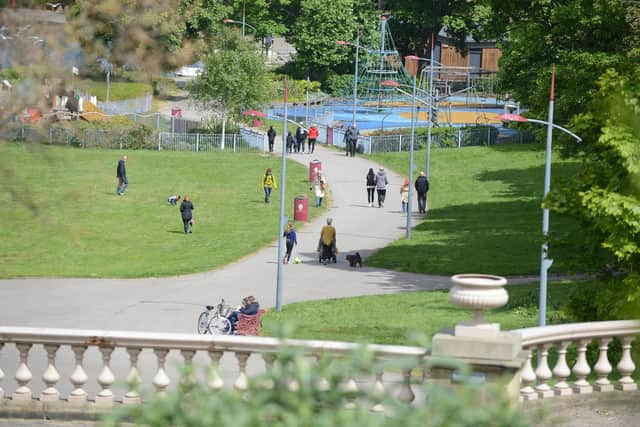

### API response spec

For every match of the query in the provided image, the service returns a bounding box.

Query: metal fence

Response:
[157,129,265,152]
[1,124,267,153]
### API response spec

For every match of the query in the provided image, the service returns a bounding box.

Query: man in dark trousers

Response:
[180,195,195,234]
[116,155,128,195]
[414,171,430,214]
[295,124,307,153]
[346,124,359,157]
[267,125,276,152]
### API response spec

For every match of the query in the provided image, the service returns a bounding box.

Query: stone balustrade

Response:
[514,320,640,400]
[0,326,428,414]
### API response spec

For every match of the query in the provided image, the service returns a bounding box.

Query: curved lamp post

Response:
[222,19,257,37]
[381,78,416,240]
[498,66,581,327]
[336,32,361,127]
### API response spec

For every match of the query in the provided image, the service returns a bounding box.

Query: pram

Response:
[318,240,337,265]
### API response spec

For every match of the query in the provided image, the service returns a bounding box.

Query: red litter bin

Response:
[309,159,322,182]
[171,107,182,118]
[294,195,309,222]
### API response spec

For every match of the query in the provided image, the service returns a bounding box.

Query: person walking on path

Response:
[260,167,277,203]
[180,195,194,234]
[307,124,319,154]
[313,173,327,207]
[286,131,295,154]
[375,167,389,208]
[345,124,360,157]
[282,222,298,264]
[400,178,410,213]
[295,124,307,153]
[414,171,430,214]
[116,155,128,195]
[267,126,276,153]
[366,168,377,207]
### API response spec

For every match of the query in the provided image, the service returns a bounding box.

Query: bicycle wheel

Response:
[208,316,232,335]
[197,311,210,335]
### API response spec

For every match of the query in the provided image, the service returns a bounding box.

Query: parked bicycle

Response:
[197,299,233,335]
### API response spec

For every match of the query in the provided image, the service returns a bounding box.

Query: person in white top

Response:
[313,173,327,207]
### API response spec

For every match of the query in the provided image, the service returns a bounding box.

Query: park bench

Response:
[235,309,266,336]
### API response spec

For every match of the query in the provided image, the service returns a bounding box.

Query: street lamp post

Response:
[336,31,361,126]
[276,76,289,312]
[381,77,416,239]
[498,67,582,327]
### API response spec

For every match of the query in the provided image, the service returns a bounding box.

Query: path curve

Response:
[0,126,543,334]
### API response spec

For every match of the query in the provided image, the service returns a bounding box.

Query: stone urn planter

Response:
[449,274,508,335]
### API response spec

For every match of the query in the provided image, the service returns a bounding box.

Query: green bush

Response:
[324,73,354,97]
[102,338,538,427]
[119,123,155,149]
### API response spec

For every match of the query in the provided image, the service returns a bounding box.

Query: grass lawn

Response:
[264,281,577,345]
[77,79,153,101]
[0,142,324,278]
[364,144,585,276]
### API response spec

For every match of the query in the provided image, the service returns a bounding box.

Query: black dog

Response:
[346,252,362,268]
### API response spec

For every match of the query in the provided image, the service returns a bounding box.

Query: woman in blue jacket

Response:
[283,222,298,264]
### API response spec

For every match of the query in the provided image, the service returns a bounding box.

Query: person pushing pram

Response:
[317,217,337,264]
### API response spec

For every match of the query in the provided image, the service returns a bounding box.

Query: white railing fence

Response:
[157,130,265,153]
[514,320,640,401]
[0,320,638,415]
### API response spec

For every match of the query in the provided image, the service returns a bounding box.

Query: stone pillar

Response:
[431,274,528,403]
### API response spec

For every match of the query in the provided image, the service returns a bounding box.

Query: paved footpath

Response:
[0,139,472,334]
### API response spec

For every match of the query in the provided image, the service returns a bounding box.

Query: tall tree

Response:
[188,29,272,143]
[383,0,493,59]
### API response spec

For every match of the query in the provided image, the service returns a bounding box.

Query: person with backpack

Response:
[260,167,277,203]
[295,124,307,153]
[365,168,377,207]
[414,171,430,214]
[347,124,360,157]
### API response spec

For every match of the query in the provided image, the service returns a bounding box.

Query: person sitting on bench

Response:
[228,296,260,331]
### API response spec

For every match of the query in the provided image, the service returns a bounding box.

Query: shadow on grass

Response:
[367,160,586,276]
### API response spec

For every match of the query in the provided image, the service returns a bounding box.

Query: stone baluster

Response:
[153,349,171,396]
[520,349,538,401]
[261,353,276,389]
[315,354,330,392]
[96,346,115,406]
[594,337,614,392]
[572,339,593,394]
[370,371,385,412]
[552,341,572,396]
[40,344,61,401]
[234,352,250,391]
[207,350,224,390]
[12,343,33,401]
[123,348,142,405]
[342,376,359,409]
[68,345,88,405]
[180,350,195,387]
[0,343,5,399]
[397,368,415,403]
[616,336,637,391]
[535,344,554,398]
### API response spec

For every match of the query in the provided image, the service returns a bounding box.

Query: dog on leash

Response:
[346,252,362,268]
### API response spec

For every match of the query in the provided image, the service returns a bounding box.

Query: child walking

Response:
[283,222,298,264]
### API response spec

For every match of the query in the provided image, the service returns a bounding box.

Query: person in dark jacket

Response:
[228,296,260,331]
[366,168,377,207]
[295,124,307,153]
[347,124,360,157]
[414,171,430,214]
[267,126,276,152]
[286,131,295,154]
[116,155,128,195]
[179,195,195,234]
